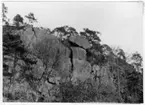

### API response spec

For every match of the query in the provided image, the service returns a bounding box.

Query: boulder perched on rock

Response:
[69,35,91,49]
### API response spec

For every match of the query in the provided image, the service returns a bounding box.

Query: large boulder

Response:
[71,47,86,60]
[71,59,92,82]
[69,35,91,49]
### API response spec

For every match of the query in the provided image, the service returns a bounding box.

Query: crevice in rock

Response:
[60,40,74,72]
[69,47,74,72]
[61,39,91,73]
[68,40,86,50]
[31,27,37,38]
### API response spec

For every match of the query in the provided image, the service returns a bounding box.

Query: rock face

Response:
[20,25,52,50]
[4,25,142,103]
[52,42,72,78]
[72,59,92,82]
[20,26,92,83]
[100,65,115,88]
[70,46,92,82]
[21,26,36,50]
[69,35,91,49]
[71,47,86,60]
[32,58,45,79]
[59,58,72,78]
[10,26,117,88]
[20,26,73,84]
[16,25,117,95]
[92,64,116,91]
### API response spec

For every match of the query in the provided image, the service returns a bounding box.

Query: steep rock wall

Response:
[19,25,117,94]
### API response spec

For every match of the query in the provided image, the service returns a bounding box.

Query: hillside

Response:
[2,3,143,103]
[3,24,143,103]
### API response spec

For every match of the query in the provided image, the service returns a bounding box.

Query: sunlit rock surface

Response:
[32,58,45,79]
[20,26,52,50]
[69,35,91,49]
[72,59,92,82]
[71,47,86,60]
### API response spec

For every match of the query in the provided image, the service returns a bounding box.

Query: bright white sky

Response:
[4,2,143,55]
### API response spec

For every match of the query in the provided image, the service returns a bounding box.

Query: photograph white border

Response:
[0,0,144,105]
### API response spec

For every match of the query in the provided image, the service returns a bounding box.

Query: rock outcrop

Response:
[19,26,116,88]
[3,25,143,103]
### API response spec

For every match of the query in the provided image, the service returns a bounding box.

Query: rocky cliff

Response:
[18,26,118,100]
[3,25,143,103]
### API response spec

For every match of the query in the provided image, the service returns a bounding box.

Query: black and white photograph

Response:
[2,0,144,103]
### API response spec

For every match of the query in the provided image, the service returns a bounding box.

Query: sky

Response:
[3,1,143,55]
